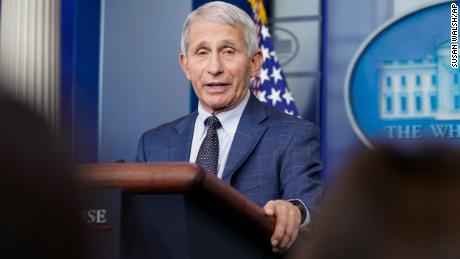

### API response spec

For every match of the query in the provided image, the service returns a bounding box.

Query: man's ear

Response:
[249,49,263,77]
[179,52,191,80]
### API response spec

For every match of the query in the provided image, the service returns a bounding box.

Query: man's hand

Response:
[264,200,301,253]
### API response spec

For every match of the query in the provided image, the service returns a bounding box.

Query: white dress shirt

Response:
[189,90,250,178]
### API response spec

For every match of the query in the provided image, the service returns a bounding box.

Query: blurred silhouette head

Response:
[305,143,460,259]
[0,92,84,259]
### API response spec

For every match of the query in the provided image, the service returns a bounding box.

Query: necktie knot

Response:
[205,116,222,129]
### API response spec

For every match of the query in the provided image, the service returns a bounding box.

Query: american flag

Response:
[248,0,300,117]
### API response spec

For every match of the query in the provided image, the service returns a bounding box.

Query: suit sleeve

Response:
[280,123,323,215]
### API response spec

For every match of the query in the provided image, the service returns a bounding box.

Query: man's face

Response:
[179,20,262,114]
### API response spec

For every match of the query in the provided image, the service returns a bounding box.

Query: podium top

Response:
[78,163,275,237]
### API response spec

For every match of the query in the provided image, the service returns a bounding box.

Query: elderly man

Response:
[136,1,323,253]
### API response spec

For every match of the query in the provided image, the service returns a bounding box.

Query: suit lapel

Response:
[221,95,268,184]
[169,112,198,161]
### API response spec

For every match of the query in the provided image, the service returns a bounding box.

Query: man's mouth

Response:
[205,82,231,88]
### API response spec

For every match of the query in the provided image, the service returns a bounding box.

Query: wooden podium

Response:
[79,163,278,259]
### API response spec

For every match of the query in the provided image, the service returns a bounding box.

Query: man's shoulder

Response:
[141,113,196,139]
[262,103,317,131]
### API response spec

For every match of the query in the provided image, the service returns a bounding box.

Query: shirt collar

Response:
[197,90,250,136]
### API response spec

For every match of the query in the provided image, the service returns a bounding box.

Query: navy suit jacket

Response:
[136,94,323,210]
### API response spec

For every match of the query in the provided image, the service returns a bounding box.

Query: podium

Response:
[79,163,278,259]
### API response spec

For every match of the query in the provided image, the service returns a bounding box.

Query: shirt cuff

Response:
[287,199,310,229]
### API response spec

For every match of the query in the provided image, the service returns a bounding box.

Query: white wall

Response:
[99,0,191,162]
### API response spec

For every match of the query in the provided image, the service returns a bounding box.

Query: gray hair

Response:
[180,1,258,58]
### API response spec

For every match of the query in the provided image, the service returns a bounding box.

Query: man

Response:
[136,1,323,253]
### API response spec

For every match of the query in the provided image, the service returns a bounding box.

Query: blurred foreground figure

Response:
[301,144,460,259]
[0,92,84,259]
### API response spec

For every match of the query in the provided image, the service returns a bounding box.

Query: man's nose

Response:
[207,54,224,76]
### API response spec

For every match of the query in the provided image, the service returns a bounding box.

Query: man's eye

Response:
[223,49,235,55]
[197,50,208,56]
